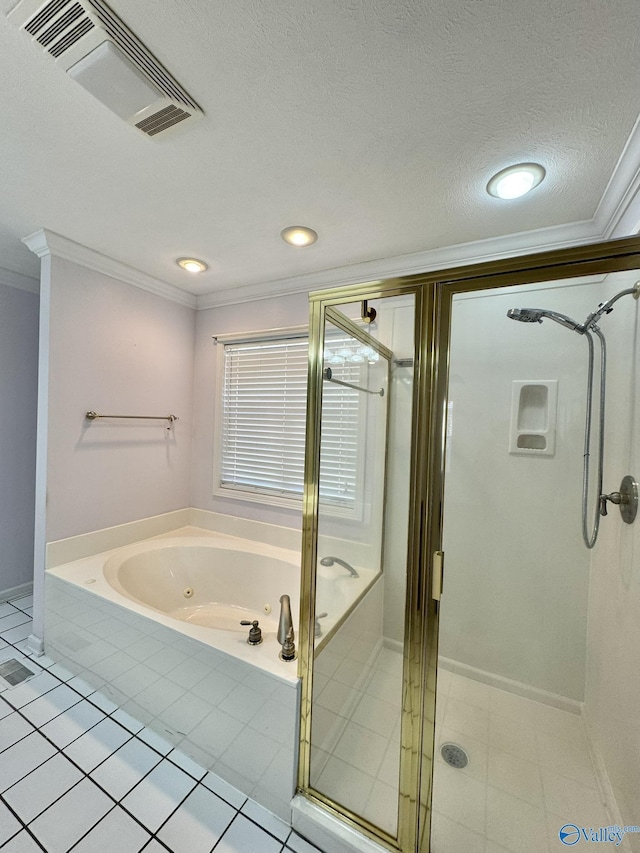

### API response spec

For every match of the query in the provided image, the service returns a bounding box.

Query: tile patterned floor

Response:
[0,595,611,853]
[0,596,322,853]
[432,668,612,853]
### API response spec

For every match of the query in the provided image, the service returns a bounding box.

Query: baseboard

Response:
[438,655,582,714]
[26,634,44,656]
[0,581,33,604]
[582,707,632,853]
[383,636,403,655]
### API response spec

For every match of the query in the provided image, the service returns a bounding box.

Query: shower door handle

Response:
[432,551,444,601]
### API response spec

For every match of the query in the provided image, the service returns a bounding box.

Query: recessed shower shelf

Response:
[508,380,558,456]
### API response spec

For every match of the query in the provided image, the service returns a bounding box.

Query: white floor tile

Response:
[202,771,247,809]
[111,708,145,734]
[0,696,12,719]
[121,759,196,832]
[0,798,22,846]
[91,737,162,800]
[64,717,132,772]
[0,603,19,619]
[220,726,281,783]
[29,778,113,853]
[488,713,539,764]
[1,624,33,645]
[432,762,487,835]
[364,778,398,836]
[167,746,207,780]
[448,674,495,711]
[89,690,119,714]
[158,784,235,852]
[487,748,544,809]
[72,805,151,852]
[286,831,325,852]
[10,596,33,610]
[0,712,34,753]
[541,768,611,825]
[444,695,490,742]
[241,798,290,841]
[214,814,283,853]
[430,810,487,853]
[1,830,43,852]
[350,692,401,738]
[316,754,374,815]
[486,785,549,853]
[536,730,598,787]
[0,612,31,633]
[0,732,56,792]
[333,720,388,777]
[65,676,94,697]
[138,726,174,755]
[21,683,81,727]
[3,753,83,823]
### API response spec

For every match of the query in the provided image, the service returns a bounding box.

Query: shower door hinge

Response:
[432,551,444,600]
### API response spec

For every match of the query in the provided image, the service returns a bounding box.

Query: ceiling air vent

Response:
[8,0,203,138]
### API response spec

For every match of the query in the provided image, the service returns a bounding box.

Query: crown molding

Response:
[196,216,598,310]
[0,265,39,294]
[22,229,197,309]
[21,111,640,314]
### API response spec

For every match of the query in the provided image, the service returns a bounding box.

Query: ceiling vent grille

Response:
[8,0,203,137]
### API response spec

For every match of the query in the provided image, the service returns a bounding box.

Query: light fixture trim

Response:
[487,163,546,200]
[280,225,318,247]
[177,257,208,273]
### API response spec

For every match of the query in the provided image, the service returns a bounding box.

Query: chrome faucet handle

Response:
[240,620,262,645]
[280,626,297,662]
[315,612,328,638]
[599,491,621,516]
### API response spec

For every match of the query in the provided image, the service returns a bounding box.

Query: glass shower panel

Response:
[433,270,639,851]
[309,297,415,840]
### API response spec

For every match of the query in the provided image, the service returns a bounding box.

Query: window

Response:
[217,332,363,508]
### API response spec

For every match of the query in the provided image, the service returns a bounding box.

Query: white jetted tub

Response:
[48,527,301,678]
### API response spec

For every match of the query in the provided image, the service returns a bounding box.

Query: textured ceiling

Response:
[1,0,640,295]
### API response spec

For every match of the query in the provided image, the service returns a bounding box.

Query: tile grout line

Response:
[0,625,301,853]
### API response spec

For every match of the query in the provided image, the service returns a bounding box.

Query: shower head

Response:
[507,307,585,334]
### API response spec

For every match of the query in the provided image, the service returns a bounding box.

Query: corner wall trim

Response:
[22,229,197,310]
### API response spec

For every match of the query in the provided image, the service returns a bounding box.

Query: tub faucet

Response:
[277,594,296,661]
[320,556,359,578]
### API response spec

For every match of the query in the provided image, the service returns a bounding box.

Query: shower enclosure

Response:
[296,237,640,853]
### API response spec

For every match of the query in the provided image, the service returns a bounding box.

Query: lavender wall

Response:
[0,277,39,596]
[45,256,196,542]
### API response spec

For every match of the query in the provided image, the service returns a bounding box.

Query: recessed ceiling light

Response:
[280,226,318,247]
[177,257,208,273]
[487,163,546,199]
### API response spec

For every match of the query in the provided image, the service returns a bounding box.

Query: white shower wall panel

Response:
[440,280,595,702]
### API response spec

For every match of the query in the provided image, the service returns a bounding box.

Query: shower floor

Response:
[432,668,611,853]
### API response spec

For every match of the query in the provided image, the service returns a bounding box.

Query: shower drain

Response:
[440,743,468,769]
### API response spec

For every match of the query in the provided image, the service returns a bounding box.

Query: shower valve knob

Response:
[599,492,621,516]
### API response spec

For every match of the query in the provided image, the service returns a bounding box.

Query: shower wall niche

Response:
[508,379,558,454]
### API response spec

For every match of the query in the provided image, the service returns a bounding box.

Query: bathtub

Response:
[43,521,379,818]
[48,527,301,679]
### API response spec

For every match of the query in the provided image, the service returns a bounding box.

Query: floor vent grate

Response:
[0,658,36,687]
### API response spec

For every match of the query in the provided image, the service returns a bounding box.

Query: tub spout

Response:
[319,556,359,578]
[278,594,296,661]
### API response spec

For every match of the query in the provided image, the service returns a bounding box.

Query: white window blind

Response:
[220,335,363,505]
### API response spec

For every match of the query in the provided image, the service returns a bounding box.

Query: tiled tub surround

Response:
[44,526,303,821]
[0,597,322,852]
